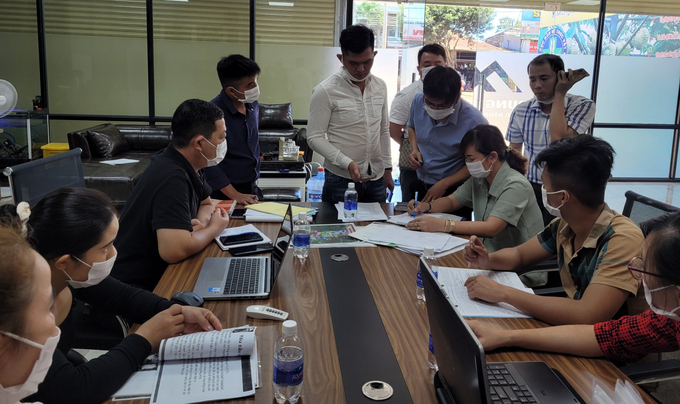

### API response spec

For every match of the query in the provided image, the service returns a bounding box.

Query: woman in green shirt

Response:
[406,124,543,252]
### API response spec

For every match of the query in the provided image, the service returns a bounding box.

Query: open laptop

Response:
[193,204,292,300]
[421,258,584,404]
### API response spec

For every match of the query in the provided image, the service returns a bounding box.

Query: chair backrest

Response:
[622,190,679,225]
[2,148,85,206]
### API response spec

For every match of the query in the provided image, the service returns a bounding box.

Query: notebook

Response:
[193,204,292,300]
[421,258,584,404]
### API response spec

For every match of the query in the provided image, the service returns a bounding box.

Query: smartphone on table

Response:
[230,242,274,256]
[230,208,247,219]
[219,232,264,247]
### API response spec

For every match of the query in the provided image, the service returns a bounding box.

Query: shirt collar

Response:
[218,90,253,116]
[559,203,615,249]
[487,160,512,197]
[165,144,205,190]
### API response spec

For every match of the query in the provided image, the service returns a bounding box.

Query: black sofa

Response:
[67,104,308,208]
[67,124,172,210]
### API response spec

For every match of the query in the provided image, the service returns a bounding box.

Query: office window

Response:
[154,0,249,117]
[593,128,674,178]
[0,0,40,111]
[255,0,339,121]
[595,14,680,124]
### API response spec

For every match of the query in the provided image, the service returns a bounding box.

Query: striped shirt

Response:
[506,94,595,183]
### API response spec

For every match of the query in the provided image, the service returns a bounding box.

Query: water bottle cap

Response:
[348,183,355,189]
[282,320,297,336]
[423,247,435,256]
[298,212,307,220]
[318,167,324,172]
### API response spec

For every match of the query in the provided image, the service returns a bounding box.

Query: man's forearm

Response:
[504,325,602,357]
[197,204,215,227]
[549,96,575,142]
[502,288,602,325]
[389,122,404,144]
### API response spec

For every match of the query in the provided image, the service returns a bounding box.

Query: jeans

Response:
[399,169,418,202]
[322,170,386,204]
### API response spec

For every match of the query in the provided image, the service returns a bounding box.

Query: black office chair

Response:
[3,148,85,206]
[622,190,679,226]
[617,191,680,385]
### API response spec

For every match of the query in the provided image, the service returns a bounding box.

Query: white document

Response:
[437,267,535,318]
[150,327,257,404]
[369,225,451,251]
[335,202,388,222]
[387,212,463,226]
[215,224,271,250]
[245,210,284,223]
[100,158,139,165]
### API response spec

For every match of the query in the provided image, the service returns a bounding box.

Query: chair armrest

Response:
[620,359,680,384]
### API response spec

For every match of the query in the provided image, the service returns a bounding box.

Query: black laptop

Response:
[421,258,584,404]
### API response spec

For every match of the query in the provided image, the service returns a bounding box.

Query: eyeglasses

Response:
[423,98,454,110]
[628,256,664,280]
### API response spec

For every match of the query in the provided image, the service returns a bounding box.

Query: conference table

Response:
[112,203,656,404]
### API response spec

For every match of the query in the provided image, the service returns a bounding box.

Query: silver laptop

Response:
[193,204,292,300]
[421,258,584,404]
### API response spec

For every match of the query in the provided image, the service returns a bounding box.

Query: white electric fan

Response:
[0,80,18,118]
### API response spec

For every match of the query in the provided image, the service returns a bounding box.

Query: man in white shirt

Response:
[389,43,447,202]
[307,24,394,203]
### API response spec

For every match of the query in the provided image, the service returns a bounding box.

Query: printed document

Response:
[112,327,258,403]
[387,212,463,226]
[437,267,535,318]
[335,202,388,222]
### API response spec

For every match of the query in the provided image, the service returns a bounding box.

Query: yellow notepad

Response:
[246,202,315,217]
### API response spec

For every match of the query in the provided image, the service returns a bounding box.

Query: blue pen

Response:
[414,192,418,218]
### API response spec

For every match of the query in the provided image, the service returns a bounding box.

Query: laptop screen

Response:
[421,258,490,404]
[270,204,293,286]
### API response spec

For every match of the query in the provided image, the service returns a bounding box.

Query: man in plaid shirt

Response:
[506,54,595,225]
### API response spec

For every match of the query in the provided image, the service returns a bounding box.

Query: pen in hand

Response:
[414,192,418,219]
[467,240,474,267]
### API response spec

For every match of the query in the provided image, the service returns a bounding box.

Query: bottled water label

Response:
[274,356,304,386]
[429,334,435,354]
[416,270,423,289]
[293,234,310,247]
[344,199,357,211]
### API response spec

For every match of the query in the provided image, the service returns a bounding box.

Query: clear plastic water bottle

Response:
[416,247,437,301]
[273,320,304,404]
[343,183,358,219]
[306,167,324,202]
[428,332,438,371]
[293,213,310,259]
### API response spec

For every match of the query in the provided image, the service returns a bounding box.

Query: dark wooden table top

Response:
[108,204,656,404]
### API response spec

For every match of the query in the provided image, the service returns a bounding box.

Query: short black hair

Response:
[340,24,374,56]
[640,211,680,286]
[422,66,461,105]
[535,135,614,209]
[217,54,261,90]
[418,43,447,64]
[528,54,564,74]
[171,99,224,148]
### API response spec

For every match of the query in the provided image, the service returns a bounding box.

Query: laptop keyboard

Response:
[487,364,537,404]
[224,258,261,295]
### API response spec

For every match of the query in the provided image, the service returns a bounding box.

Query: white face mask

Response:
[423,104,454,121]
[340,65,371,83]
[541,185,566,219]
[231,85,260,104]
[66,253,117,289]
[200,137,227,167]
[420,66,436,79]
[0,328,60,404]
[466,156,492,178]
[643,279,680,321]
[537,96,554,105]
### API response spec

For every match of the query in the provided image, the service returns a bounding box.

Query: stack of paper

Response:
[387,212,463,226]
[334,202,388,222]
[349,223,468,257]
[437,267,535,318]
[245,202,316,223]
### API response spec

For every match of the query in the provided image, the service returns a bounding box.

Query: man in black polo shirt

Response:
[112,99,230,291]
[206,54,262,205]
